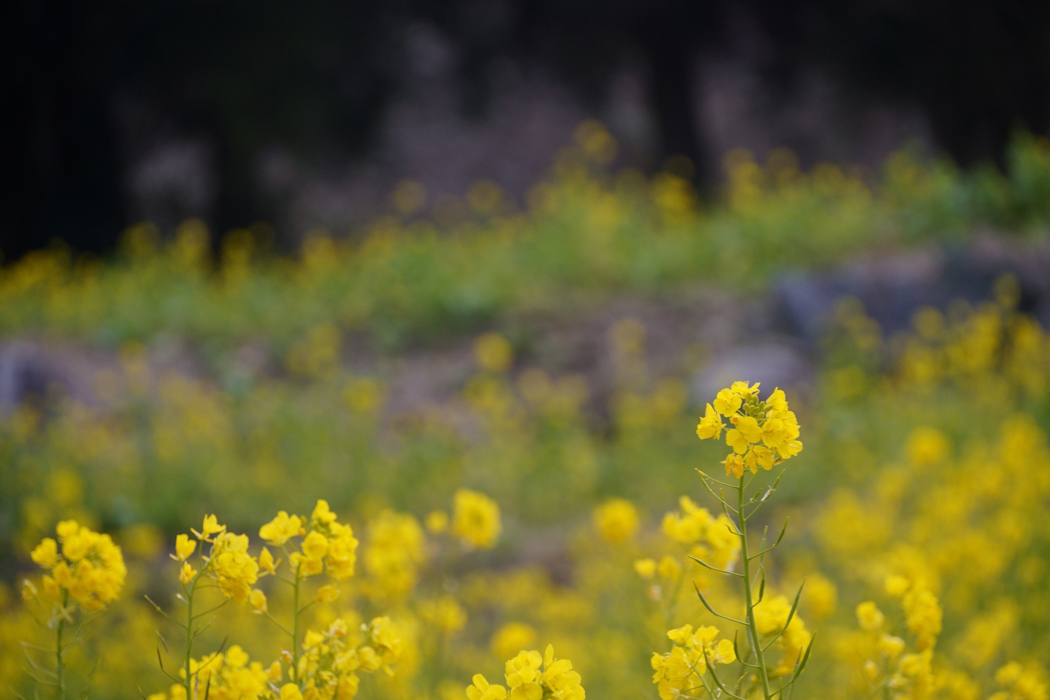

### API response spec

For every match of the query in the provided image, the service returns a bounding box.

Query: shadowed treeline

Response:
[5,0,1050,257]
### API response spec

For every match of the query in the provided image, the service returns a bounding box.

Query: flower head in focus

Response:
[696,383,802,478]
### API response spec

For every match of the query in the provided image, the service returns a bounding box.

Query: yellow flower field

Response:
[4,130,1050,700]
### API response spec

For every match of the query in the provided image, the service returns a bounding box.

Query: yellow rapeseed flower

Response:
[316,584,340,603]
[179,562,196,584]
[634,558,657,579]
[697,382,803,478]
[259,547,277,574]
[30,522,126,611]
[302,531,328,560]
[857,601,885,631]
[652,625,734,700]
[903,589,942,651]
[209,531,259,604]
[475,333,514,373]
[467,674,508,700]
[452,489,502,549]
[886,574,911,597]
[196,515,226,540]
[174,534,196,562]
[491,622,538,660]
[312,499,338,525]
[281,683,304,700]
[593,498,640,544]
[259,511,303,546]
[695,404,723,440]
[249,588,267,613]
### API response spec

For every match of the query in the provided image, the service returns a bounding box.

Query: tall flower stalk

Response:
[21,521,126,700]
[673,381,813,700]
[257,500,358,689]
[149,516,259,699]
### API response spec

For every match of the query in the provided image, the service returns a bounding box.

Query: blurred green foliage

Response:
[3,130,1050,354]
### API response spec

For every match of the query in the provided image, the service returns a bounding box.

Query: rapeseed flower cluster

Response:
[753,595,812,678]
[989,662,1049,700]
[592,498,639,544]
[467,644,584,700]
[362,510,425,602]
[288,616,404,700]
[641,382,813,700]
[451,489,502,550]
[137,506,403,700]
[158,646,275,700]
[659,496,739,569]
[696,382,801,477]
[852,594,941,700]
[650,624,735,700]
[22,521,128,699]
[29,520,126,611]
[259,500,359,582]
[179,516,259,605]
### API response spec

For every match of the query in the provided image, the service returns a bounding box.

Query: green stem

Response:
[739,475,772,700]
[185,576,197,700]
[292,562,302,684]
[56,590,68,700]
[664,572,686,631]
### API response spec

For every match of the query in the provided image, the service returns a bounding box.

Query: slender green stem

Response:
[56,590,68,700]
[292,562,302,683]
[663,573,686,631]
[739,475,773,700]
[184,576,197,700]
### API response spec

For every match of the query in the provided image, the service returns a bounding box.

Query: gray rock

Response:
[0,342,99,416]
[772,240,1050,344]
[692,342,813,406]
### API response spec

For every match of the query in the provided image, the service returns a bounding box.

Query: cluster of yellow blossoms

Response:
[362,510,426,601]
[989,662,1049,700]
[29,520,126,611]
[359,488,501,603]
[258,500,359,582]
[160,646,277,700]
[753,595,812,678]
[660,496,738,569]
[696,382,802,478]
[592,497,640,544]
[466,645,585,700]
[174,516,259,604]
[650,624,736,700]
[854,580,946,700]
[451,488,502,550]
[632,496,741,601]
[288,616,403,700]
[149,617,403,700]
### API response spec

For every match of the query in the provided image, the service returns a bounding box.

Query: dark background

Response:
[4,0,1050,259]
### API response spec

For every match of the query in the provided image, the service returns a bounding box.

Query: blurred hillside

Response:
[4,134,1050,429]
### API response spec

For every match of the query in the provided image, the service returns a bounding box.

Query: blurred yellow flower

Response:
[856,601,885,632]
[592,498,639,544]
[452,489,502,549]
[249,588,267,613]
[475,333,514,373]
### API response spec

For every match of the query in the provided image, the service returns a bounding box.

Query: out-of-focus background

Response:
[5,2,1050,699]
[7,0,1050,255]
